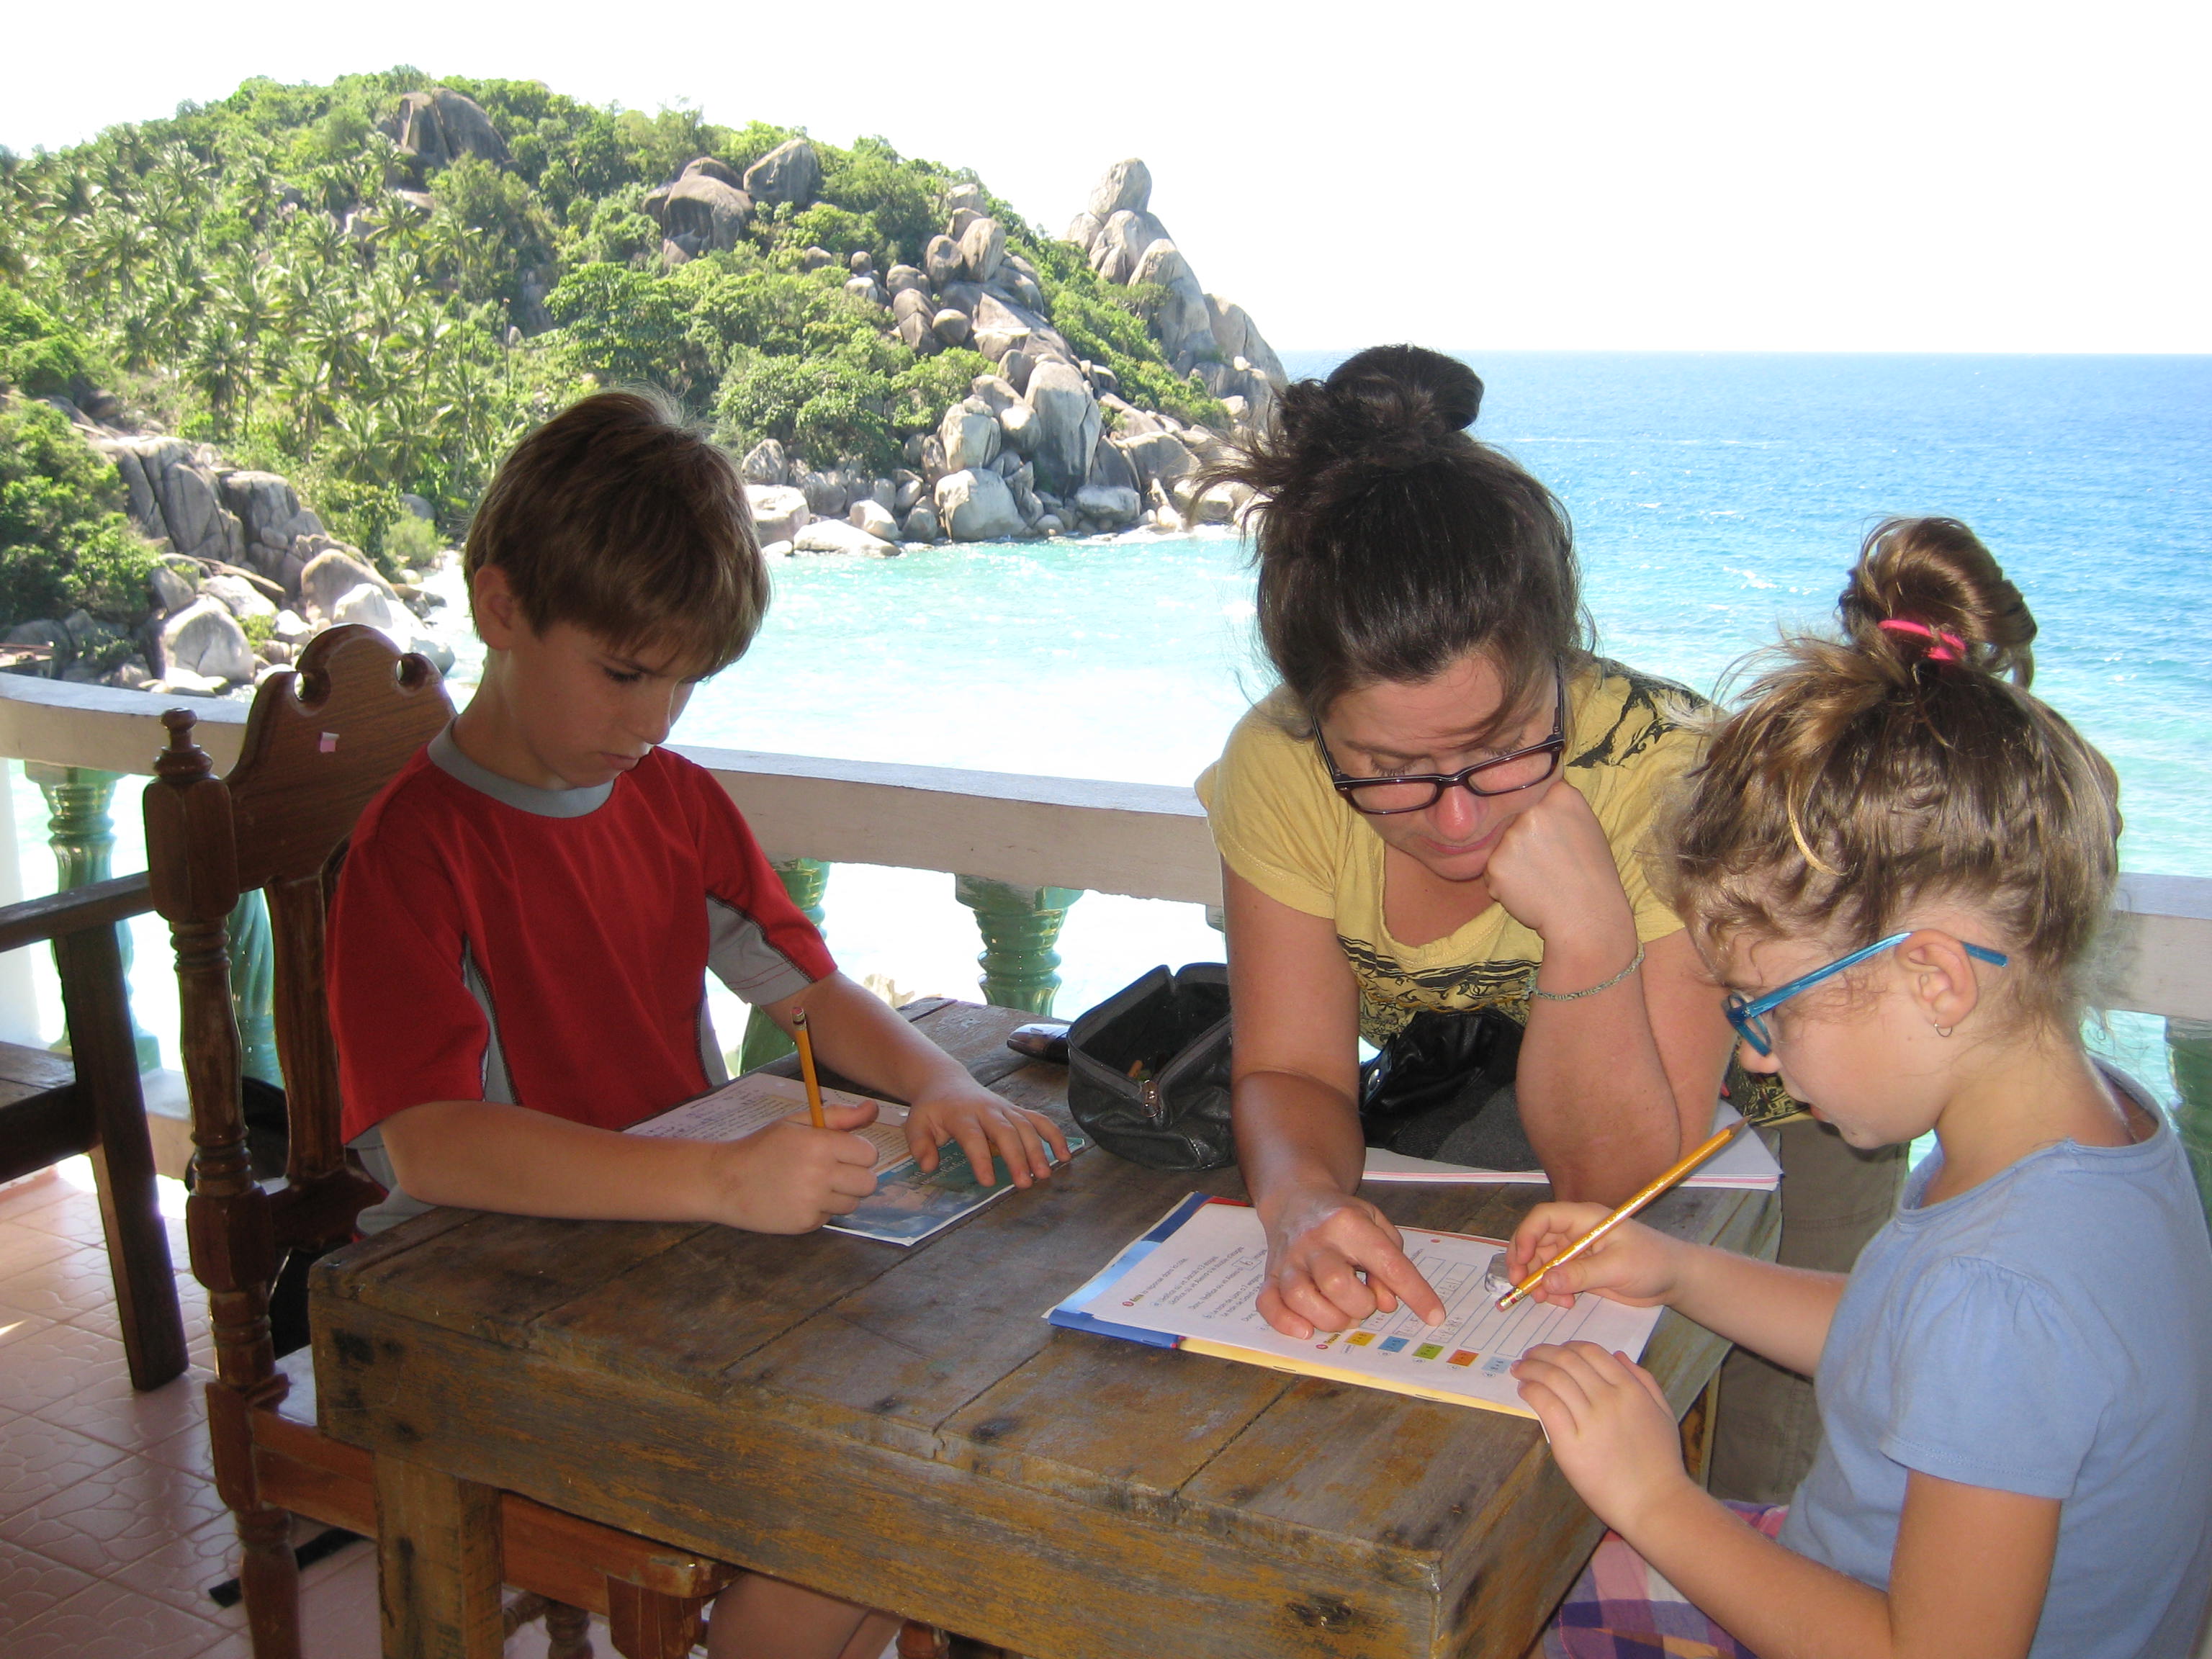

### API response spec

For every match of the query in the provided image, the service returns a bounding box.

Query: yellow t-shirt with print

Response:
[1195,657,1801,1125]
[1197,654,1699,1041]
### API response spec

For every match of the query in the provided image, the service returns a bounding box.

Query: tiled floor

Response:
[0,1159,621,1658]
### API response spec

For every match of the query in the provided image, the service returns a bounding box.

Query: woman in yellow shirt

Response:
[1198,346,1879,1499]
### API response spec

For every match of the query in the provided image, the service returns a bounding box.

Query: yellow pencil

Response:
[1497,1123,1740,1310]
[791,1009,827,1130]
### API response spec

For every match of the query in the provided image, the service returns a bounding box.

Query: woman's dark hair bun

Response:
[1200,343,1581,719]
[1268,344,1485,487]
[1326,343,1483,434]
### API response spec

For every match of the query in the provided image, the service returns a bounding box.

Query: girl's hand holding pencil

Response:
[1503,1205,1686,1310]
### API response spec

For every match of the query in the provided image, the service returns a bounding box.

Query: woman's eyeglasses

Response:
[1725,932,2010,1056]
[1316,681,1568,816]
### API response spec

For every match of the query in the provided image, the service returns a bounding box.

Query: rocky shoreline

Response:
[3,415,451,697]
[4,129,1287,685]
[722,155,1280,554]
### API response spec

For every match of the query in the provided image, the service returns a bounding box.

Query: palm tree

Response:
[189,318,254,438]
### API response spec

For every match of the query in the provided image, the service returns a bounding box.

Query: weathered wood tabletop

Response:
[312,1000,1776,1659]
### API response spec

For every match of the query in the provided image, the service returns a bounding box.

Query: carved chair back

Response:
[146,624,452,1402]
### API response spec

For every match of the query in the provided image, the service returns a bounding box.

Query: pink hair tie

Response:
[1878,618,1965,663]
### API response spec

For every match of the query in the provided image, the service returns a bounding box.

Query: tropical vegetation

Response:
[0,68,1224,589]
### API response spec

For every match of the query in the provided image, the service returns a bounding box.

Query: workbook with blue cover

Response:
[629,1072,1086,1246]
[1048,1193,1663,1417]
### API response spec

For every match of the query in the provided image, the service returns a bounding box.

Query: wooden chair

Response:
[0,871,186,1390]
[147,626,738,1658]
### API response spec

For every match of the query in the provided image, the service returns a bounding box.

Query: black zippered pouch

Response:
[1066,963,1234,1170]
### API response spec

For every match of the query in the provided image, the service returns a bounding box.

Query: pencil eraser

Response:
[1481,1249,1516,1300]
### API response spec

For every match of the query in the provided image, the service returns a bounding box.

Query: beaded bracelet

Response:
[1527,942,1645,1002]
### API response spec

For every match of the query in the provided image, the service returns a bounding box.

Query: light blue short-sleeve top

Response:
[1780,1077,2212,1659]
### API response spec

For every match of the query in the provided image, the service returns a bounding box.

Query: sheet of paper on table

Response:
[627,1071,1088,1247]
[1057,1195,1663,1418]
[1361,1100,1781,1190]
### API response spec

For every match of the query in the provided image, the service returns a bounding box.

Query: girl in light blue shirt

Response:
[1506,516,2212,1659]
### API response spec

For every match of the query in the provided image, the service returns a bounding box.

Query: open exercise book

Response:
[1049,1194,1663,1419]
[1362,1101,1781,1190]
[629,1072,1086,1246]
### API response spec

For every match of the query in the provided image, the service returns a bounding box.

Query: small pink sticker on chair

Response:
[320,733,338,753]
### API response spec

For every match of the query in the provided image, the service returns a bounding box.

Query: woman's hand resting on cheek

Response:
[1512,1341,1694,1534]
[1482,780,1635,948]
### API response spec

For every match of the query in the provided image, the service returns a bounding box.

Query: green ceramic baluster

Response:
[736,859,830,1074]
[953,876,1082,1015]
[2169,1017,2212,1237]
[226,890,282,1087]
[24,763,161,1070]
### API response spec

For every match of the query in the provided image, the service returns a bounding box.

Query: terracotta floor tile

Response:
[0,1534,103,1632]
[0,1314,115,1409]
[27,1360,211,1453]
[0,1169,66,1218]
[0,1308,61,1354]
[65,1289,216,1364]
[0,1435,231,1578]
[8,1189,122,1251]
[0,1238,145,1324]
[197,1544,383,1659]
[104,1508,248,1620]
[0,1417,131,1518]
[0,1223,83,1282]
[4,1573,226,1658]
[143,1417,217,1482]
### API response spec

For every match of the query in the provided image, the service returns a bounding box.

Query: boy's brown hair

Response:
[464,389,767,673]
[1663,516,2122,1027]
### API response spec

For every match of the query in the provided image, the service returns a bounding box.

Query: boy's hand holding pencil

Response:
[694,1102,884,1233]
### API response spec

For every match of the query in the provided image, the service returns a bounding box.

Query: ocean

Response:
[14,351,2208,1089]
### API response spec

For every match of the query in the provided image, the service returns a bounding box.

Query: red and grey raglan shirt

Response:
[329,727,834,1233]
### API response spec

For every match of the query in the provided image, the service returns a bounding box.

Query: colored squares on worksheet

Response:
[1379,1336,1411,1353]
[1346,1331,1375,1346]
[1447,1351,1480,1367]
[1414,1344,1444,1360]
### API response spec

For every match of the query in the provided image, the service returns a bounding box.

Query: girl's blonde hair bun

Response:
[1663,516,2121,1028]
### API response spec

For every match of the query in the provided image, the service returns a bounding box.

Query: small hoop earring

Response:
[1935,1024,1954,1038]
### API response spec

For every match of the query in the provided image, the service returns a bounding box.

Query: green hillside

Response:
[0,68,1229,565]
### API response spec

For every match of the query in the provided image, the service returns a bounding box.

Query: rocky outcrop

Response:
[744,139,821,207]
[935,469,1025,541]
[939,401,1001,473]
[646,160,753,258]
[91,434,333,593]
[793,519,899,557]
[1062,157,1287,423]
[161,598,254,684]
[745,485,810,545]
[1086,159,1152,225]
[848,499,902,542]
[390,89,510,175]
[739,439,790,487]
[720,158,1280,544]
[1024,361,1103,497]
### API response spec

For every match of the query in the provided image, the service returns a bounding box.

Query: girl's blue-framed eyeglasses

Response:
[1725,931,2009,1056]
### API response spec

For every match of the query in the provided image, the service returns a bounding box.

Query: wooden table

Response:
[312,1001,1777,1659]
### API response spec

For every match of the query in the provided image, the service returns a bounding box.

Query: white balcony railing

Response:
[1,671,2206,1208]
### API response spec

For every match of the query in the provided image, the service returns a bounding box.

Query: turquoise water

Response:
[10,352,2206,1094]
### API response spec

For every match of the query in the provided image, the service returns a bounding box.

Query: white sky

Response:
[8,1,2208,353]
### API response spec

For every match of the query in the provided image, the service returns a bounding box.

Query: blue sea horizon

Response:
[18,350,2207,1091]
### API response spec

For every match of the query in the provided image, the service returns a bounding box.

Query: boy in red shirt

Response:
[329,390,1066,1659]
